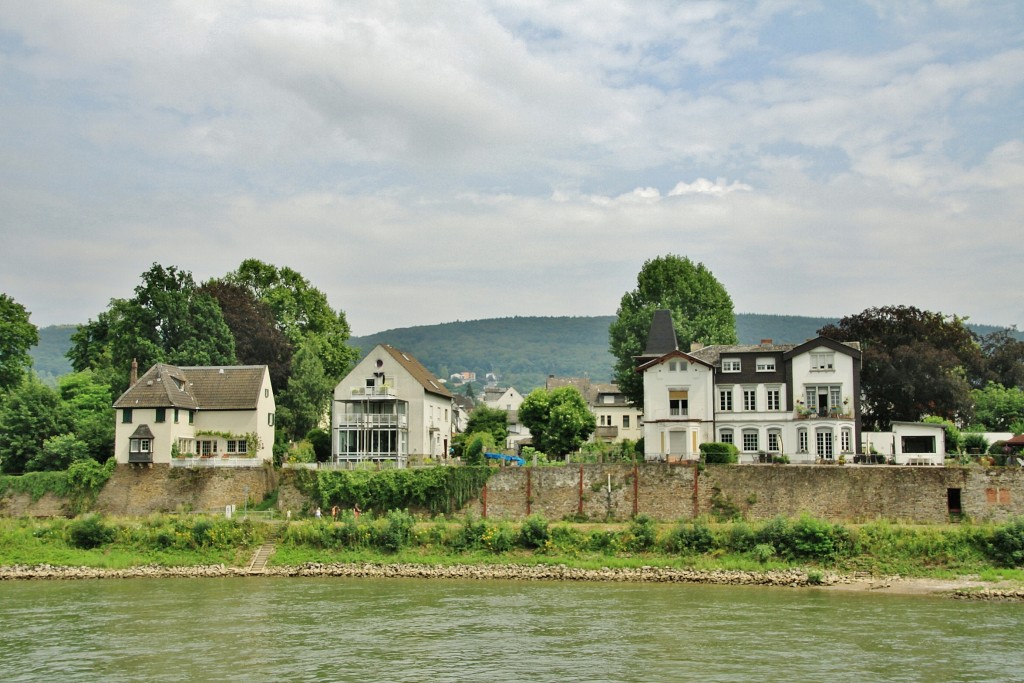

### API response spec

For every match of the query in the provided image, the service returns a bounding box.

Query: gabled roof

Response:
[689,337,861,366]
[784,336,861,360]
[379,345,452,399]
[113,364,269,410]
[129,424,155,439]
[636,348,715,373]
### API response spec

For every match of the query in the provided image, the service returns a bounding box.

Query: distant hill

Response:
[31,315,1020,393]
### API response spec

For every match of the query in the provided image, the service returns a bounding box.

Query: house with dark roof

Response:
[112,363,276,466]
[331,344,453,467]
[638,310,862,463]
[545,376,643,445]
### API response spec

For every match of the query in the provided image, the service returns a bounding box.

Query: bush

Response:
[306,428,332,462]
[482,521,516,553]
[67,515,116,549]
[989,518,1024,567]
[625,514,657,551]
[963,432,990,455]
[700,442,739,464]
[371,509,416,552]
[518,514,550,549]
[663,520,715,554]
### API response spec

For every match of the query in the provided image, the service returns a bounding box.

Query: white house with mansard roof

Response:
[112,361,276,466]
[332,344,452,467]
[638,310,862,464]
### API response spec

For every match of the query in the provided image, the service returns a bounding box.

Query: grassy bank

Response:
[3,512,1024,583]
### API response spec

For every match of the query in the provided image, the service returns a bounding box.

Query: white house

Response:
[863,422,946,465]
[332,344,452,467]
[639,310,862,463]
[480,386,531,450]
[545,376,644,446]
[112,362,276,466]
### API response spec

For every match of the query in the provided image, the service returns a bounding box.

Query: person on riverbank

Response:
[315,507,322,519]
[353,504,361,521]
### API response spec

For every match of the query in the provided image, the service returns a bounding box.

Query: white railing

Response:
[170,456,265,468]
[335,415,408,428]
[349,386,397,398]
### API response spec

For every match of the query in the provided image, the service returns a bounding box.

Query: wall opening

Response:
[947,488,962,520]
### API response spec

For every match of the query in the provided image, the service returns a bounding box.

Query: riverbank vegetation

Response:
[2,512,1023,583]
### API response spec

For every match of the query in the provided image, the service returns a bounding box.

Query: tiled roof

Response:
[690,338,861,365]
[643,310,679,356]
[380,345,452,399]
[113,364,268,410]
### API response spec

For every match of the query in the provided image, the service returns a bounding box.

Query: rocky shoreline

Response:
[2,562,1021,600]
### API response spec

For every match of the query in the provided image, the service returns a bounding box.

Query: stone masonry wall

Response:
[4,463,1024,523]
[92,464,277,516]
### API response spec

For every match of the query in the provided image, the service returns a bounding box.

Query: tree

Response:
[226,259,357,381]
[818,306,983,430]
[276,341,333,442]
[58,370,115,462]
[971,383,1024,432]
[979,328,1024,390]
[609,255,736,407]
[69,264,236,391]
[518,386,596,458]
[0,378,73,474]
[465,405,509,447]
[198,280,293,390]
[0,293,39,391]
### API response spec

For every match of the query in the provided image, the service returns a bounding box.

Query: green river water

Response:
[1,577,1022,682]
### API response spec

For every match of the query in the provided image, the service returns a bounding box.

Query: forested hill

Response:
[350,314,843,393]
[32,314,1017,393]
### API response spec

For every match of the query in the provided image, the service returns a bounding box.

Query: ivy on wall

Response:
[295,467,493,515]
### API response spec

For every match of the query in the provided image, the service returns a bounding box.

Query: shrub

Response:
[725,521,757,553]
[482,522,516,553]
[989,518,1024,567]
[518,514,550,549]
[548,524,585,553]
[371,509,416,552]
[663,520,715,554]
[452,513,488,550]
[963,432,990,455]
[67,515,116,549]
[625,514,657,551]
[700,442,739,464]
[586,529,620,554]
[752,543,776,564]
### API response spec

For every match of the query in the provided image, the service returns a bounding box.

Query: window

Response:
[805,385,843,414]
[198,440,215,456]
[756,358,776,372]
[622,415,630,428]
[719,388,733,411]
[720,428,733,444]
[841,429,852,453]
[766,388,781,411]
[798,428,808,452]
[264,388,269,398]
[227,440,237,453]
[366,378,375,387]
[155,408,166,423]
[173,408,179,424]
[811,352,835,371]
[669,390,688,416]
[742,430,758,452]
[722,358,741,373]
[188,410,194,425]
[668,360,688,372]
[743,388,756,411]
[268,412,275,426]
[767,430,781,452]
[816,429,834,458]
[122,409,133,424]
[227,440,248,454]
[130,438,151,453]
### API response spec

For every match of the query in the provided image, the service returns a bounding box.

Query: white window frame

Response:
[720,428,733,445]
[798,428,808,453]
[767,430,781,453]
[722,358,741,373]
[743,388,756,411]
[766,387,781,411]
[742,429,759,453]
[810,352,835,371]
[756,358,776,372]
[719,388,733,412]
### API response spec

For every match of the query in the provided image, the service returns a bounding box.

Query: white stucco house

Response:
[332,344,452,467]
[639,310,862,463]
[112,362,276,466]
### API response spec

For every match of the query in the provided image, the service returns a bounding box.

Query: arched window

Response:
[719,428,734,445]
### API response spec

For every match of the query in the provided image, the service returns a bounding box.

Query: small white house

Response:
[112,363,276,466]
[863,422,946,465]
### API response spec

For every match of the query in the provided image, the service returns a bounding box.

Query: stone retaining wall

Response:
[92,464,277,516]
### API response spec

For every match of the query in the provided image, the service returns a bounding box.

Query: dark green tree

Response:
[518,386,596,458]
[0,378,73,473]
[818,306,983,430]
[0,293,39,391]
[198,279,293,390]
[971,382,1024,432]
[226,259,357,381]
[979,328,1024,390]
[277,341,333,442]
[609,255,736,407]
[465,405,509,446]
[58,370,115,462]
[69,264,236,391]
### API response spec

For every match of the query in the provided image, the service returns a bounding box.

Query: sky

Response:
[1,1,1022,336]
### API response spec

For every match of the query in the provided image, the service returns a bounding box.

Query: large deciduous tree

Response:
[979,328,1024,390]
[69,264,236,391]
[198,280,293,391]
[0,378,73,474]
[226,259,357,381]
[971,382,1024,432]
[518,386,596,458]
[818,306,983,430]
[609,255,736,407]
[0,293,39,391]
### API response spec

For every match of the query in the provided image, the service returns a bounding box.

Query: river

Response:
[1,577,1022,682]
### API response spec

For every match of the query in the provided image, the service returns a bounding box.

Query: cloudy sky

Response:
[1,1,1021,336]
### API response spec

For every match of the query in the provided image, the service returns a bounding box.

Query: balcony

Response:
[595,426,619,439]
[128,451,153,464]
[794,409,852,420]
[336,414,408,429]
[349,386,397,399]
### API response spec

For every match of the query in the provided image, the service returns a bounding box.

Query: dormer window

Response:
[722,358,741,373]
[756,358,776,372]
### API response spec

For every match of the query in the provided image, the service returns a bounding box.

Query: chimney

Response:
[760,339,773,347]
[130,358,139,386]
[690,342,703,352]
